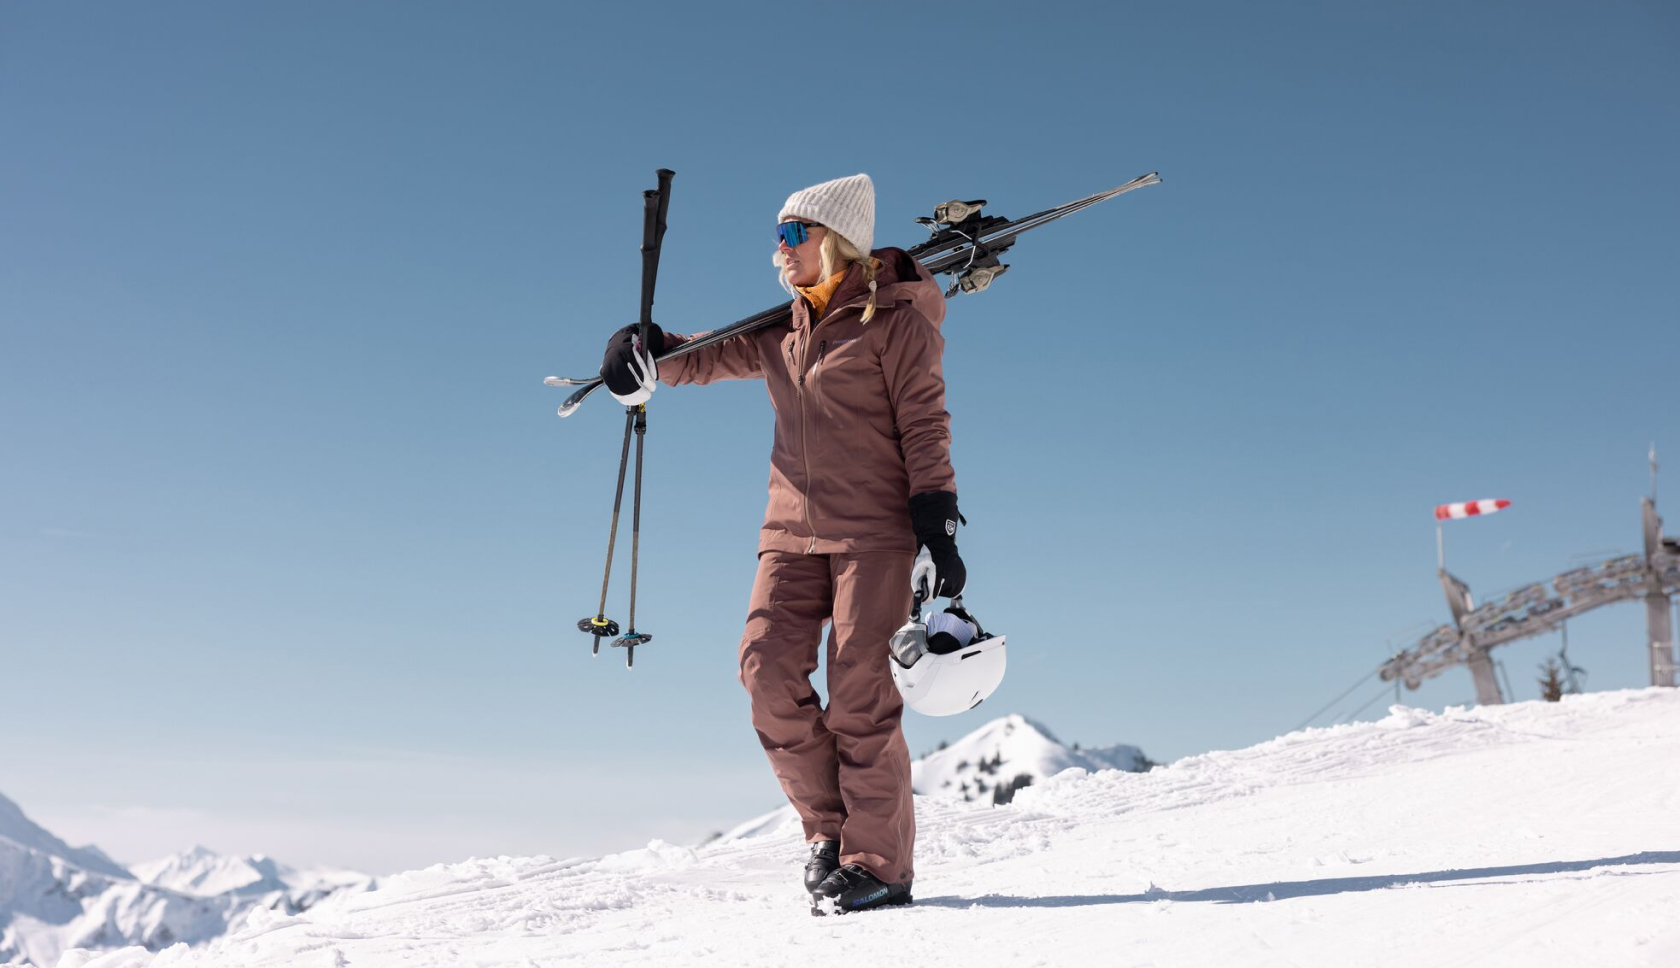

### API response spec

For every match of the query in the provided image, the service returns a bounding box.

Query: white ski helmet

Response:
[888,599,1007,717]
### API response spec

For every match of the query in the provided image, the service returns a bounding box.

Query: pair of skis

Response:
[543,171,1162,418]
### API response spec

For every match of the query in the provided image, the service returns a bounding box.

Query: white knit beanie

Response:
[778,173,874,255]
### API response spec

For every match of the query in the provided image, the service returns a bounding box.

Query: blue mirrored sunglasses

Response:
[776,221,817,248]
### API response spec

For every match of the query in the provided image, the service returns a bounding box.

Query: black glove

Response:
[909,491,966,599]
[601,322,666,404]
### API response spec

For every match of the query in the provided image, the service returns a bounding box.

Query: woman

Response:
[600,173,967,914]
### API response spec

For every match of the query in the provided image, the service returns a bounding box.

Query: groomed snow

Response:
[41,689,1680,968]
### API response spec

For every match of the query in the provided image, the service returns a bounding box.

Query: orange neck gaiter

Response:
[796,270,849,320]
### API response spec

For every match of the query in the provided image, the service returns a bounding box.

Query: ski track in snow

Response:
[38,689,1680,968]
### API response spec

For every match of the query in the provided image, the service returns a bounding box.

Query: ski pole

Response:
[578,409,635,653]
[610,170,672,667]
[585,168,670,666]
[615,404,652,668]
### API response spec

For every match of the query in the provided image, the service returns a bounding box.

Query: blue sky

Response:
[3,1,1676,874]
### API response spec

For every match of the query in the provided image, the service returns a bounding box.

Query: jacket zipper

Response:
[794,318,817,552]
[795,305,853,551]
[796,281,879,550]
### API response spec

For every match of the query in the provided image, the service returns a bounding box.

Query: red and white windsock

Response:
[1434,499,1511,521]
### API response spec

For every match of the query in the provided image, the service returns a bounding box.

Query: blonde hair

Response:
[774,227,881,322]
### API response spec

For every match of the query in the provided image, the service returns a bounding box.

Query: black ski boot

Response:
[810,863,913,916]
[803,840,839,894]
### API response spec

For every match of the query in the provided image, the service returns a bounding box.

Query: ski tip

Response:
[543,375,563,386]
[557,402,579,418]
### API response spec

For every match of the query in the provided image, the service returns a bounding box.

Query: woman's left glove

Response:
[909,491,966,599]
[601,322,665,405]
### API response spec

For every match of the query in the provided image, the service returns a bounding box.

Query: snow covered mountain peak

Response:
[972,712,1062,743]
[712,712,1150,843]
[0,797,232,967]
[912,711,1150,804]
[129,847,287,898]
[0,802,377,966]
[129,846,373,902]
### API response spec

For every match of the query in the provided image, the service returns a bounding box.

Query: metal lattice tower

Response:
[1382,483,1680,704]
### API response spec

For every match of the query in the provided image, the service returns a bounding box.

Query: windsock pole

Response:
[1434,498,1511,573]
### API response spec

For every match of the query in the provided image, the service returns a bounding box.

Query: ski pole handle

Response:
[653,167,673,244]
[639,169,675,327]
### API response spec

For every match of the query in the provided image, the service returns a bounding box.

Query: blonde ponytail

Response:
[821,232,880,323]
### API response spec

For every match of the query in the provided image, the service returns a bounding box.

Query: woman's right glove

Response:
[601,322,665,405]
[909,491,966,600]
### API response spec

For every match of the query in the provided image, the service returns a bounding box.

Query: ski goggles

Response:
[775,220,819,248]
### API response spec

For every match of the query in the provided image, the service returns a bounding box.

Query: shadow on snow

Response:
[914,850,1680,909]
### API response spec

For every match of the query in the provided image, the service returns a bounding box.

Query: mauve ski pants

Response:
[739,549,916,884]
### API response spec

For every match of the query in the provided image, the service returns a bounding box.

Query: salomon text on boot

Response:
[810,863,912,916]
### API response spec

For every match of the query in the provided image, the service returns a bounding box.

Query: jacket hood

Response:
[822,247,946,330]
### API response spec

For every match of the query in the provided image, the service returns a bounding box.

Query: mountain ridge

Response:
[0,799,375,967]
[0,794,132,882]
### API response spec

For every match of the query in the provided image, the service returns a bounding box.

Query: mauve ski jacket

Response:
[659,247,956,555]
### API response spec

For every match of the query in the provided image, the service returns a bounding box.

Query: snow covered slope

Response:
[911,713,1148,803]
[48,688,1680,968]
